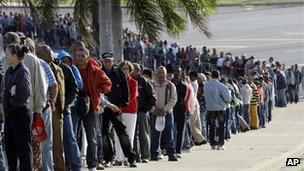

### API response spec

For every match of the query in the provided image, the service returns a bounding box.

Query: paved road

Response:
[85,101,304,171]
[124,5,304,67]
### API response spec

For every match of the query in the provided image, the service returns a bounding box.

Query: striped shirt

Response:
[250,83,259,106]
[39,58,57,100]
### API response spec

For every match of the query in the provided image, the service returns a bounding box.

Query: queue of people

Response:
[0,31,302,171]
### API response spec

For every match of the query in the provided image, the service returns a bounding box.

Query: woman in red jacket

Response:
[114,60,139,166]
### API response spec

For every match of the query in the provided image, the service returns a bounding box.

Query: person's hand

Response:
[97,104,104,114]
[33,113,42,121]
[50,99,56,112]
[159,108,167,116]
[154,108,161,116]
[109,104,120,113]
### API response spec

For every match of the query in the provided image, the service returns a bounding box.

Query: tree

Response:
[0,0,217,62]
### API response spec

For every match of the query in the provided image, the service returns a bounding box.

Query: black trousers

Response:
[5,106,33,171]
[206,111,225,146]
[173,107,186,154]
[102,108,137,163]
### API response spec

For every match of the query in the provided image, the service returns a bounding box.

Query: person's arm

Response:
[33,60,47,115]
[163,83,178,113]
[118,68,130,107]
[96,68,112,94]
[9,69,31,109]
[129,79,138,102]
[64,65,78,107]
[72,65,83,90]
[144,81,156,112]
[220,84,232,104]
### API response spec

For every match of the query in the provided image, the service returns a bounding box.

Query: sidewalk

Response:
[101,101,304,171]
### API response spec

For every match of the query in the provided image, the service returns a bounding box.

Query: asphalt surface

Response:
[124,5,304,67]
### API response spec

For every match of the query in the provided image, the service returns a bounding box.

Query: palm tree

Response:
[0,0,217,62]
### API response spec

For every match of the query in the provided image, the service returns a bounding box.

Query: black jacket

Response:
[103,66,130,108]
[135,75,156,112]
[54,59,78,108]
[172,79,188,110]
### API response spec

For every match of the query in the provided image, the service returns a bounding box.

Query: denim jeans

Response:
[200,110,207,140]
[206,111,225,146]
[276,89,287,107]
[182,118,192,152]
[242,104,251,125]
[42,106,54,171]
[258,103,266,127]
[133,111,151,160]
[268,100,273,122]
[151,112,176,158]
[63,107,82,171]
[0,120,5,171]
[230,107,237,134]
[71,109,99,169]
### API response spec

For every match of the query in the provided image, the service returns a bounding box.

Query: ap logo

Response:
[286,158,301,166]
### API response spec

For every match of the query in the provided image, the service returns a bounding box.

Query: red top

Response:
[79,58,112,112]
[122,76,139,114]
[185,84,192,112]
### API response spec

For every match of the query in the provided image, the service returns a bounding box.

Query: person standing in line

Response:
[204,70,231,150]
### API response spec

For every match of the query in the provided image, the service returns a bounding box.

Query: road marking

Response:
[285,49,303,53]
[215,38,303,41]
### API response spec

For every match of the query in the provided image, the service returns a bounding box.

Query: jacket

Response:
[50,62,65,114]
[103,66,129,108]
[122,76,139,114]
[23,53,47,114]
[54,59,78,109]
[80,59,112,112]
[240,84,252,105]
[135,75,156,112]
[3,63,31,115]
[153,80,177,113]
[204,79,231,111]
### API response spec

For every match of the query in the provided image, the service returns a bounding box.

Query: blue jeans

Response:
[71,110,99,169]
[63,108,82,171]
[259,103,266,126]
[200,110,207,140]
[276,89,287,107]
[151,113,176,158]
[42,106,54,171]
[230,107,237,134]
[0,120,5,171]
[182,119,192,152]
[242,104,250,125]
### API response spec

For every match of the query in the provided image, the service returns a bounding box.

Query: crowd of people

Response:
[0,30,303,171]
[0,11,80,49]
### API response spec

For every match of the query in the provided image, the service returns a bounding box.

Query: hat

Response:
[133,63,140,69]
[102,52,114,60]
[32,117,47,142]
[56,50,71,60]
[155,116,165,131]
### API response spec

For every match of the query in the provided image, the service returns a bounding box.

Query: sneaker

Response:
[158,154,164,159]
[129,161,137,168]
[88,168,97,171]
[113,160,122,166]
[150,156,159,161]
[97,163,105,170]
[176,154,182,158]
[261,125,266,128]
[168,156,178,161]
[216,145,225,150]
[123,161,129,166]
[142,159,149,163]
[211,145,217,150]
[103,161,113,168]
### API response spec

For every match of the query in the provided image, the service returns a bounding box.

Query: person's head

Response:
[142,69,153,81]
[119,60,134,77]
[24,38,35,54]
[37,45,54,63]
[102,52,114,70]
[269,57,274,63]
[131,63,141,78]
[76,48,90,68]
[197,73,206,85]
[3,32,20,50]
[156,66,167,83]
[211,70,220,80]
[173,66,182,80]
[205,72,211,81]
[5,44,28,66]
[241,78,248,85]
[246,74,254,84]
[57,50,73,66]
[189,71,198,82]
[71,41,86,57]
